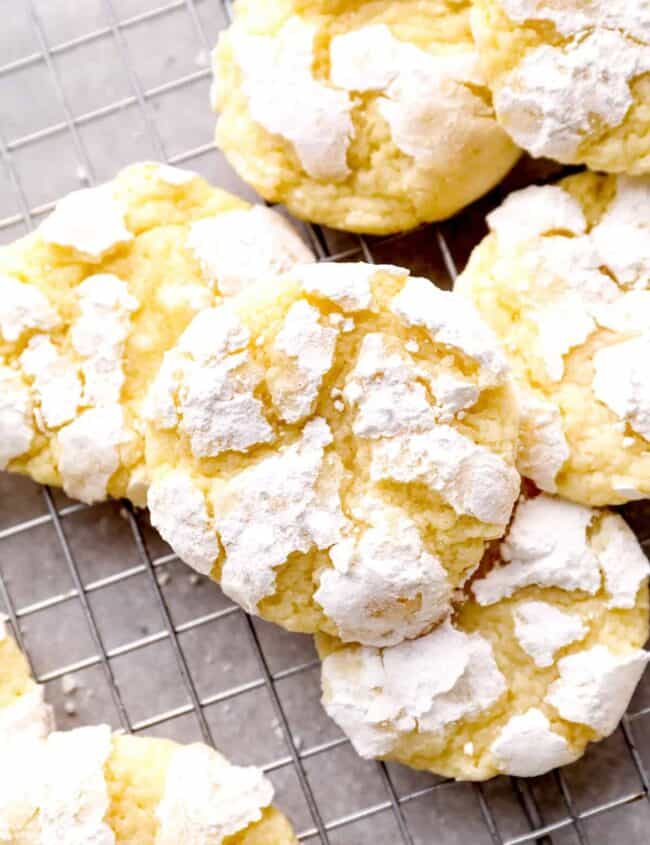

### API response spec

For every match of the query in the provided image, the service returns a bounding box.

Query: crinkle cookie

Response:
[0,729,295,844]
[471,0,650,173]
[145,262,520,646]
[456,172,650,506]
[0,162,313,505]
[212,0,520,234]
[0,619,53,750]
[0,628,296,844]
[319,493,650,781]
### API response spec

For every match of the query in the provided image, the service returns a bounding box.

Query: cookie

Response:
[145,262,520,646]
[0,619,53,749]
[0,627,296,844]
[0,162,313,504]
[471,0,650,172]
[0,727,295,844]
[319,493,650,780]
[456,172,650,506]
[212,0,520,234]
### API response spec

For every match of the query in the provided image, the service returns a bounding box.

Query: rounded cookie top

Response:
[318,493,650,781]
[145,262,520,646]
[471,0,650,173]
[0,619,54,750]
[212,0,520,234]
[456,172,650,506]
[0,162,313,504]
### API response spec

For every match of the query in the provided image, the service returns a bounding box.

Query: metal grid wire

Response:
[1,1,650,842]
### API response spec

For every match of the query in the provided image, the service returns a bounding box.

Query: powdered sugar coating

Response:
[297,262,380,311]
[532,294,595,381]
[144,263,519,640]
[148,471,220,576]
[513,601,587,667]
[0,163,319,509]
[593,335,650,441]
[0,686,54,750]
[591,176,650,288]
[0,275,59,342]
[490,709,577,777]
[370,425,520,526]
[499,0,650,38]
[57,406,128,503]
[515,389,569,493]
[457,173,650,506]
[486,185,587,243]
[156,164,198,185]
[215,418,347,613]
[146,307,273,458]
[39,186,133,259]
[473,496,600,605]
[330,24,488,168]
[35,725,115,844]
[343,333,437,438]
[271,301,339,423]
[230,18,354,180]
[319,481,650,779]
[321,621,506,758]
[315,497,451,646]
[493,29,650,161]
[595,513,650,609]
[186,206,314,297]
[546,647,650,735]
[0,365,34,469]
[156,744,273,844]
[20,336,81,430]
[70,274,138,407]
[391,276,509,385]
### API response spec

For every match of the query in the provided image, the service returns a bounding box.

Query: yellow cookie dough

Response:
[212,0,520,234]
[471,0,650,172]
[145,262,520,645]
[318,493,650,781]
[0,628,296,844]
[456,172,650,506]
[0,162,313,504]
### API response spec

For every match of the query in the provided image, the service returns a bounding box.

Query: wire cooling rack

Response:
[2,1,650,842]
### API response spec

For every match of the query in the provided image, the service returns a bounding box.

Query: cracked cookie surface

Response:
[456,171,650,506]
[0,162,313,504]
[0,625,296,845]
[471,0,650,172]
[318,492,650,780]
[212,0,520,234]
[145,263,520,645]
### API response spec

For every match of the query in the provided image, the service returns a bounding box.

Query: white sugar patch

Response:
[148,471,220,577]
[271,300,338,423]
[186,206,314,296]
[215,418,347,613]
[490,708,577,777]
[370,425,519,526]
[546,646,649,735]
[231,18,353,180]
[513,601,586,667]
[156,745,273,844]
[315,496,451,647]
[0,275,60,343]
[473,495,600,605]
[39,186,133,259]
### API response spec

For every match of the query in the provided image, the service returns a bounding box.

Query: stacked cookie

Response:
[1,0,650,826]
